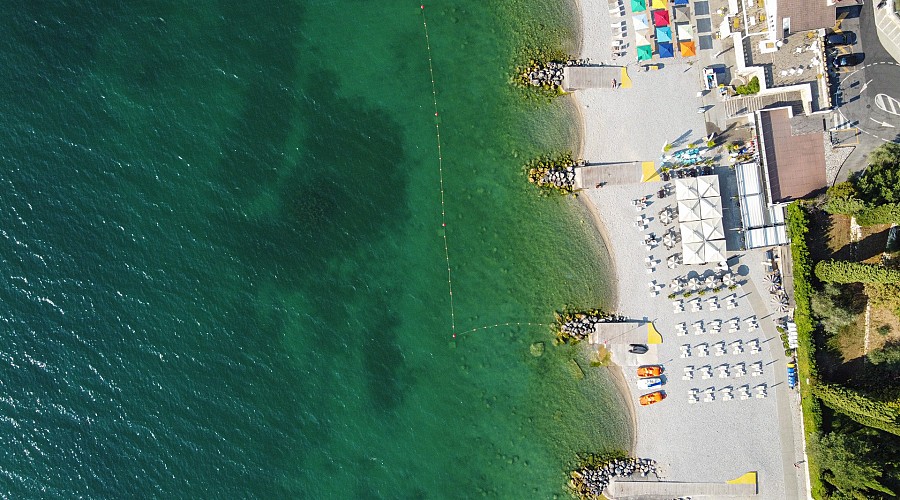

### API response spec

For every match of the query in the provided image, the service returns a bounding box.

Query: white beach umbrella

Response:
[688,277,701,291]
[722,273,735,287]
[704,274,718,288]
[697,175,721,198]
[682,241,705,265]
[768,283,781,294]
[700,218,725,241]
[703,239,726,264]
[675,178,700,200]
[698,196,722,220]
[670,277,683,291]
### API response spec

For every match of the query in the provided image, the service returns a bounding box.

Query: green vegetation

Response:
[815,260,900,284]
[663,142,673,153]
[786,203,825,498]
[869,340,900,365]
[734,76,760,95]
[811,432,896,498]
[856,143,900,204]
[815,383,900,436]
[824,182,865,215]
[811,282,862,337]
[856,203,900,226]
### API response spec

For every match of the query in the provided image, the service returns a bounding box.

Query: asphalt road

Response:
[831,3,900,179]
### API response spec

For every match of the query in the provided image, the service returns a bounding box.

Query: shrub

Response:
[869,339,900,365]
[815,260,900,284]
[855,203,900,225]
[878,324,892,336]
[735,76,760,95]
[856,143,900,204]
[814,383,900,437]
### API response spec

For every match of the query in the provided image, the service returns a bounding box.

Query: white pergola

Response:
[676,176,726,265]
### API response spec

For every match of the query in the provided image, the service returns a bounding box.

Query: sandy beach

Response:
[567,0,809,497]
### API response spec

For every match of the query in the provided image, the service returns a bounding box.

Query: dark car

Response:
[825,31,856,46]
[832,53,861,68]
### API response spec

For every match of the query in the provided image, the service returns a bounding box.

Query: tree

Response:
[811,282,860,336]
[815,260,900,284]
[815,383,900,436]
[869,340,900,366]
[856,203,900,226]
[857,143,900,204]
[825,182,866,215]
[811,432,896,498]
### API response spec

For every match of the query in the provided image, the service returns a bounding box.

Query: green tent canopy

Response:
[631,0,647,12]
[637,44,653,61]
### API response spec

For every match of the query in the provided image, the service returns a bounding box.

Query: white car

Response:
[637,377,663,390]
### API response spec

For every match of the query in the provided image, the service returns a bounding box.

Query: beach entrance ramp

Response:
[607,472,758,498]
[563,66,631,91]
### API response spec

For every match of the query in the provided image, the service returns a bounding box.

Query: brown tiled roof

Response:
[759,108,826,202]
[778,0,836,33]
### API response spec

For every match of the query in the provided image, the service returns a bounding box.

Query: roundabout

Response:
[835,61,900,143]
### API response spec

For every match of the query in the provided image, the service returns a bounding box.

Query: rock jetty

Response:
[555,309,622,343]
[570,457,659,499]
[525,153,584,194]
[518,59,589,91]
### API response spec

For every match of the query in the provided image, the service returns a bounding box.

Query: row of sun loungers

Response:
[681,342,762,359]
[688,384,768,403]
[683,362,765,381]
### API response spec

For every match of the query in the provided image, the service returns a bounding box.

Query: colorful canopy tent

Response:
[674,5,690,20]
[635,31,652,47]
[651,0,668,9]
[697,175,721,198]
[676,23,694,40]
[656,26,672,43]
[680,40,697,56]
[674,0,689,5]
[675,177,700,200]
[677,199,702,222]
[637,44,653,61]
[652,9,670,26]
[632,13,649,30]
[631,0,647,12]
[658,42,674,58]
[680,220,705,243]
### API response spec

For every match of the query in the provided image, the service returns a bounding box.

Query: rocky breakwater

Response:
[554,308,621,344]
[516,59,589,92]
[525,153,584,195]
[570,457,659,500]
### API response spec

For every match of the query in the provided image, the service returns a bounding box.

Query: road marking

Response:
[859,79,873,93]
[875,93,900,115]
[869,117,895,128]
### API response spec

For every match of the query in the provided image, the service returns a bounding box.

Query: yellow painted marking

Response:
[727,471,758,485]
[647,323,663,344]
[641,161,659,182]
[620,67,633,89]
[835,11,848,32]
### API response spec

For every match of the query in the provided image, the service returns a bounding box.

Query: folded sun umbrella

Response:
[637,44,653,61]
[656,26,672,43]
[680,40,696,56]
[631,0,647,12]
[633,13,649,30]
[658,42,674,58]
[652,9,670,26]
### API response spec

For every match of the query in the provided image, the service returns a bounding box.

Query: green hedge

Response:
[815,260,900,284]
[815,383,900,437]
[855,203,900,226]
[786,203,825,499]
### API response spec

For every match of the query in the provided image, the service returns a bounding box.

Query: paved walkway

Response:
[607,476,758,498]
[563,66,632,90]
[874,2,900,63]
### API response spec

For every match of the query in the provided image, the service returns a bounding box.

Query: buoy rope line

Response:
[420,6,612,341]
[420,5,458,338]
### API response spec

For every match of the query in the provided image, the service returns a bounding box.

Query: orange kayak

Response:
[637,365,662,378]
[640,391,666,406]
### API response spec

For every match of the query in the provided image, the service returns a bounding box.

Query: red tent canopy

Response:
[652,9,670,26]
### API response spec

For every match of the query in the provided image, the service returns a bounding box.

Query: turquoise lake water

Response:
[0,1,630,496]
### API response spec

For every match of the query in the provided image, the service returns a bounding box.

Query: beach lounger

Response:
[703,388,715,402]
[717,364,729,378]
[714,341,726,356]
[738,385,750,400]
[683,366,694,380]
[731,340,743,355]
[680,344,692,358]
[688,388,700,404]
[734,363,746,377]
[699,365,712,379]
[755,384,768,398]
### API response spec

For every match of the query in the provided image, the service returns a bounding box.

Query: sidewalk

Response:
[874,1,900,63]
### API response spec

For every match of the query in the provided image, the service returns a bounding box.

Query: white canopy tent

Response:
[682,241,705,265]
[675,177,700,200]
[698,196,722,219]
[678,199,702,222]
[701,218,725,241]
[680,220,705,243]
[696,175,720,198]
[702,239,727,264]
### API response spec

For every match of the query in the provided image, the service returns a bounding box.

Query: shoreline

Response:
[566,0,638,456]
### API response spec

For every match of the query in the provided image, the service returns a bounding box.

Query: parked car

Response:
[832,53,861,68]
[825,31,856,46]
